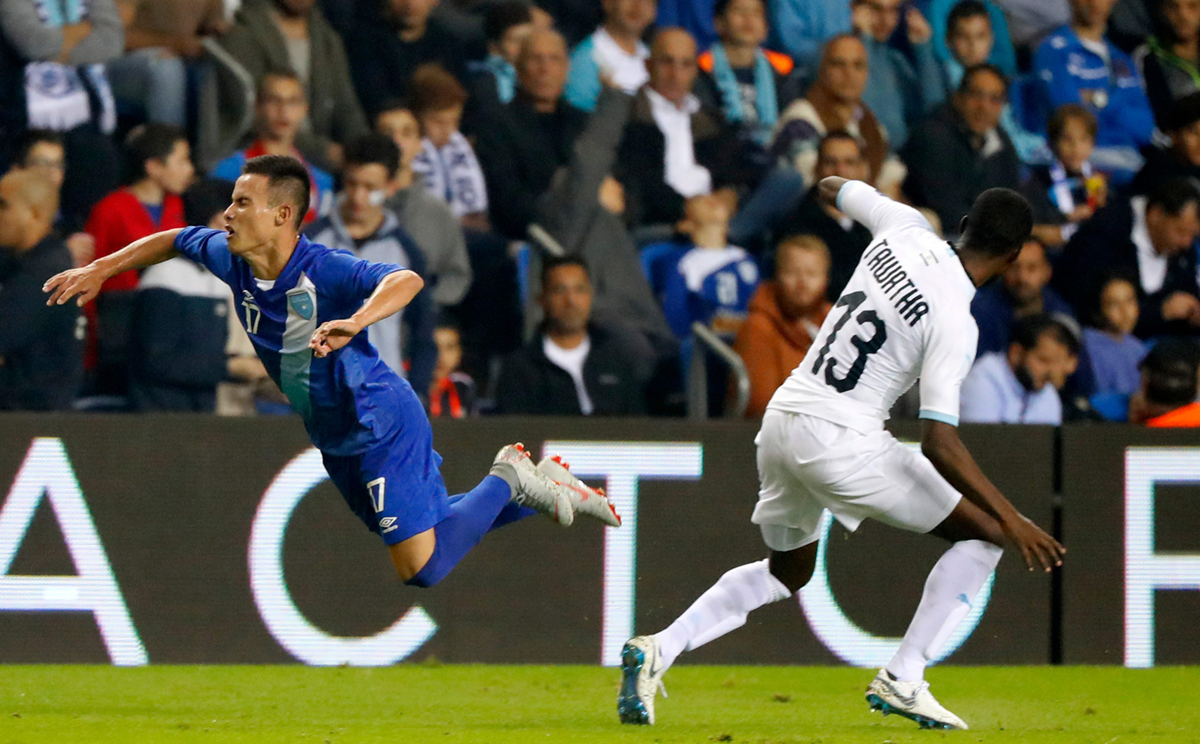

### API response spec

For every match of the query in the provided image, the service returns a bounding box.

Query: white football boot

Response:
[493,443,574,526]
[617,635,667,725]
[865,669,968,730]
[536,454,621,527]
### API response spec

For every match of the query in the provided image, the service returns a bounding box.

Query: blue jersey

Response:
[647,243,759,342]
[174,227,414,457]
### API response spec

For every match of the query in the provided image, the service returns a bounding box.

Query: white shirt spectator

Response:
[646,88,713,198]
[542,336,594,414]
[959,352,1063,424]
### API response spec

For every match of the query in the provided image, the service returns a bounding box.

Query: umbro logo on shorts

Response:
[380,517,397,528]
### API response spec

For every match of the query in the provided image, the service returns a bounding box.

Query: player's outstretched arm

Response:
[921,420,1066,572]
[43,228,184,307]
[817,176,849,209]
[309,269,424,358]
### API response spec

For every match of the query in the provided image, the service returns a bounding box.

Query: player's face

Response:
[956,70,1006,135]
[819,37,868,103]
[542,265,593,334]
[1053,117,1094,174]
[258,77,307,142]
[1002,240,1051,307]
[1146,202,1200,257]
[605,0,657,37]
[1165,0,1200,41]
[148,140,195,195]
[815,138,869,181]
[1100,278,1139,335]
[340,163,390,225]
[20,141,65,190]
[433,326,462,378]
[377,109,422,172]
[420,106,463,150]
[715,0,767,48]
[517,33,569,105]
[494,22,534,65]
[647,32,698,106]
[224,175,289,255]
[948,15,992,67]
[775,245,829,315]
[1172,119,1200,165]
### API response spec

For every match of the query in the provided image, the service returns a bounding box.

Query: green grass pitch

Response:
[1,665,1195,743]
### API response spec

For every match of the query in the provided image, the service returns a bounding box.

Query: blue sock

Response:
[406,475,515,588]
[489,502,537,531]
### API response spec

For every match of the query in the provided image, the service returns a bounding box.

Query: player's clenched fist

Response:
[43,264,107,307]
[309,319,363,358]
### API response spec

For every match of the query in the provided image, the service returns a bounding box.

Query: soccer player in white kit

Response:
[617,178,1066,730]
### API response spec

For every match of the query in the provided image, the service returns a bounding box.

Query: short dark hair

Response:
[817,130,864,160]
[243,155,311,230]
[125,123,188,180]
[183,178,235,227]
[1012,314,1080,356]
[946,0,989,36]
[959,62,1009,96]
[485,0,533,43]
[343,133,401,180]
[715,0,764,19]
[1146,176,1200,216]
[1089,271,1139,327]
[376,98,413,118]
[961,187,1033,257]
[1048,103,1098,144]
[541,255,590,286]
[13,129,63,166]
[1141,338,1200,406]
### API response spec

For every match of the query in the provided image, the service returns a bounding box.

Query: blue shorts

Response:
[322,419,451,546]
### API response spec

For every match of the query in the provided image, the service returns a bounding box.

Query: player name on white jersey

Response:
[862,240,929,327]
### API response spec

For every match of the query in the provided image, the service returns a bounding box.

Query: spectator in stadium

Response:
[1023,104,1107,249]
[764,0,850,69]
[408,64,490,232]
[991,0,1070,50]
[694,0,800,149]
[1130,92,1200,194]
[941,0,1050,163]
[1084,274,1148,396]
[210,70,334,225]
[0,170,83,410]
[851,0,945,151]
[348,0,478,117]
[1138,0,1200,129]
[971,238,1075,356]
[733,234,831,418]
[463,0,534,133]
[107,0,228,128]
[930,0,1016,75]
[494,257,654,415]
[960,314,1080,424]
[476,29,588,240]
[376,102,472,308]
[1030,0,1155,156]
[772,132,873,300]
[305,134,436,396]
[1053,176,1200,338]
[0,0,123,230]
[1129,337,1200,426]
[564,0,656,112]
[643,193,760,344]
[772,35,900,194]
[429,317,477,417]
[85,124,193,396]
[8,130,95,267]
[904,64,1021,234]
[218,0,368,173]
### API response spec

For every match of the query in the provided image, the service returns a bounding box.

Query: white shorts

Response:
[751,410,961,552]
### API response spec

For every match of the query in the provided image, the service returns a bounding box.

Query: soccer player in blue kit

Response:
[45,155,621,587]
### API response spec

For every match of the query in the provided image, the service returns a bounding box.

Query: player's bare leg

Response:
[389,529,436,582]
[866,498,1010,731]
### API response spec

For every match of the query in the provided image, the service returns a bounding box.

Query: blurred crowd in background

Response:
[2,0,1200,426]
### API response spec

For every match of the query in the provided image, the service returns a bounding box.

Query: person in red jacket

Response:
[83,124,194,396]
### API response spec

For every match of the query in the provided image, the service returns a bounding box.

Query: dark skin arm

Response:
[817,176,850,209]
[922,420,1065,572]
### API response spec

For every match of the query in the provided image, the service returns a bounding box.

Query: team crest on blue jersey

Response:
[289,292,314,320]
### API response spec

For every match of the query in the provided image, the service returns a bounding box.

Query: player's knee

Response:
[768,550,815,594]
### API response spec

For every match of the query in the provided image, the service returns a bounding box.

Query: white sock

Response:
[655,559,791,671]
[886,539,1002,682]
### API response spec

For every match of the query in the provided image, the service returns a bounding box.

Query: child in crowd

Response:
[943,0,1049,163]
[1023,104,1108,249]
[429,318,477,418]
[409,64,491,233]
[644,194,760,344]
[1085,275,1148,396]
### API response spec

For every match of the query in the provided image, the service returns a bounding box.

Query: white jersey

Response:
[767,181,979,433]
